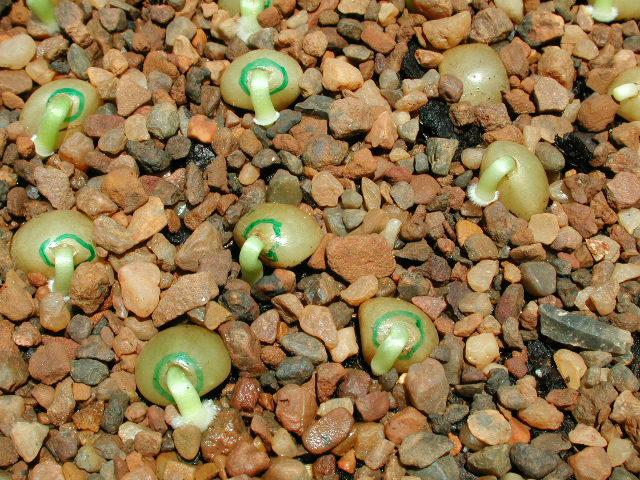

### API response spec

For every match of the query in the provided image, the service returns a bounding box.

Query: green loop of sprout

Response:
[239,59,289,97]
[372,310,425,360]
[242,217,283,262]
[47,87,85,123]
[39,233,96,267]
[153,352,205,403]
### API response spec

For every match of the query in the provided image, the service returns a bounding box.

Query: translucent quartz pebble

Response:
[220,49,303,112]
[11,210,95,279]
[359,297,439,374]
[20,79,100,150]
[439,44,509,105]
[539,304,633,355]
[135,324,231,406]
[233,203,323,268]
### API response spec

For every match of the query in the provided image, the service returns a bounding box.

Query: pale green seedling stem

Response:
[248,68,280,126]
[166,365,218,432]
[371,323,410,376]
[467,156,517,207]
[239,235,265,285]
[53,246,75,297]
[34,94,72,157]
[26,0,59,32]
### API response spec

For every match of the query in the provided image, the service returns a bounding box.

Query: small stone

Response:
[518,397,563,430]
[116,70,151,116]
[340,275,378,306]
[29,344,71,385]
[329,327,359,363]
[540,304,633,354]
[311,171,343,207]
[465,333,500,369]
[517,11,564,47]
[467,260,499,293]
[322,58,364,91]
[533,76,571,113]
[569,424,607,447]
[226,441,270,477]
[568,446,612,480]
[147,102,179,139]
[520,261,556,297]
[71,359,109,386]
[553,349,587,390]
[606,172,640,210]
[427,137,459,176]
[405,358,448,415]
[467,410,512,446]
[422,11,472,50]
[276,356,315,384]
[577,94,618,132]
[299,305,338,348]
[75,445,106,473]
[118,261,161,318]
[302,407,354,454]
[510,443,560,479]
[528,213,560,245]
[398,432,454,468]
[0,34,36,70]
[10,421,49,462]
[468,445,512,477]
[34,166,74,210]
[280,333,327,365]
[326,234,395,282]
[607,438,634,467]
[0,351,28,393]
[152,272,218,327]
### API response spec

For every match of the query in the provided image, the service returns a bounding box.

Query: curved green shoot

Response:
[33,94,72,157]
[237,0,264,42]
[371,322,410,376]
[53,246,75,297]
[585,0,619,22]
[166,365,219,432]
[467,155,517,207]
[239,235,265,285]
[612,83,639,102]
[248,68,280,126]
[26,0,59,32]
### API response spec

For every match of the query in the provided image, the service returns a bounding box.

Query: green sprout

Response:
[247,68,280,126]
[33,93,73,157]
[585,0,619,22]
[166,365,219,432]
[370,323,410,376]
[239,235,266,285]
[26,0,59,32]
[52,245,75,297]
[237,0,265,42]
[466,156,516,207]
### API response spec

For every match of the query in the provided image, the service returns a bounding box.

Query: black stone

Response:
[418,99,483,150]
[402,38,426,80]
[554,132,595,172]
[101,390,130,434]
[185,66,210,104]
[525,340,566,397]
[185,143,216,169]
[164,227,192,246]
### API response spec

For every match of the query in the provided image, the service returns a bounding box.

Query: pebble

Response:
[553,349,587,390]
[322,58,364,91]
[339,275,378,306]
[276,356,315,384]
[75,445,106,473]
[528,213,560,245]
[299,305,338,348]
[398,432,454,468]
[326,234,396,282]
[0,351,28,393]
[0,34,36,70]
[302,407,354,454]
[118,261,161,318]
[10,421,49,462]
[517,397,564,430]
[607,438,635,467]
[540,304,633,354]
[226,441,270,477]
[280,332,327,365]
[520,261,557,297]
[569,424,607,447]
[467,445,512,477]
[467,410,512,445]
[147,102,179,139]
[28,344,71,385]
[422,11,472,50]
[152,272,218,327]
[510,443,560,479]
[311,171,343,207]
[568,446,613,480]
[71,359,109,386]
[101,391,130,434]
[405,358,448,415]
[467,260,499,293]
[465,333,500,369]
[329,327,359,363]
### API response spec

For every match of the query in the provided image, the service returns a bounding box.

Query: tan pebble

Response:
[311,171,344,207]
[553,349,587,390]
[465,333,500,368]
[322,58,364,92]
[502,261,522,283]
[467,260,499,293]
[467,409,512,445]
[528,213,560,245]
[607,438,634,467]
[238,163,260,185]
[118,261,161,319]
[340,275,378,306]
[330,327,358,363]
[568,424,607,447]
[456,219,483,246]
